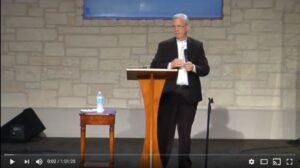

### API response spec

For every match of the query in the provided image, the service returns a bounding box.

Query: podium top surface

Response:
[126,68,177,80]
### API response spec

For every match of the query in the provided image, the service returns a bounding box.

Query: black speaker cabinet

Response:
[1,108,46,142]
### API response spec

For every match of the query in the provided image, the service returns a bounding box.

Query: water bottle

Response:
[96,91,104,113]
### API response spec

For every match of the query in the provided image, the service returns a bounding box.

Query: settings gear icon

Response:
[249,158,255,165]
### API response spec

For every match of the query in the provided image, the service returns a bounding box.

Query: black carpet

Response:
[1,138,299,168]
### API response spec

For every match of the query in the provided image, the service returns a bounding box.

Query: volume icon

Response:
[36,158,43,166]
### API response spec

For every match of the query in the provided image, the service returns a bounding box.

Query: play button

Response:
[10,159,15,165]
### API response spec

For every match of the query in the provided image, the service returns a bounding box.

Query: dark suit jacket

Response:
[150,37,210,102]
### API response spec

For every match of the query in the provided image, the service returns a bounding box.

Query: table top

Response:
[79,108,116,116]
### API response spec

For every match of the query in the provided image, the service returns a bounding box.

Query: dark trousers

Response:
[158,86,198,168]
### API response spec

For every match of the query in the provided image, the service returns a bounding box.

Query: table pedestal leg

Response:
[109,125,114,167]
[80,125,86,167]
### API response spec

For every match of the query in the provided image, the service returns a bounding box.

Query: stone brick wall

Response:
[1,0,299,110]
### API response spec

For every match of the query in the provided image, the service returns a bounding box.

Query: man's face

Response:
[172,18,188,40]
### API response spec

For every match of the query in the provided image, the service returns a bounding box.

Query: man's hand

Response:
[171,58,185,68]
[184,61,194,72]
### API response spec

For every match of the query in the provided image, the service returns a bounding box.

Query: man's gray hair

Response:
[173,13,189,24]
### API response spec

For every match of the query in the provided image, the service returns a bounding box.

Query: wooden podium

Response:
[126,68,177,168]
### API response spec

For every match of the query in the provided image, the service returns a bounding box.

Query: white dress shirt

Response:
[167,39,196,85]
[176,40,189,85]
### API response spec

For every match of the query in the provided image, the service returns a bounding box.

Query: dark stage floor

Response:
[1,138,299,168]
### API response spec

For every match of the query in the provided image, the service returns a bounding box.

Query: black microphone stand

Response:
[204,98,214,168]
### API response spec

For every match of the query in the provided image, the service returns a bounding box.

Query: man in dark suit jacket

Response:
[150,13,210,168]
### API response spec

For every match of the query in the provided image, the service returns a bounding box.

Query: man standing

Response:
[150,13,210,168]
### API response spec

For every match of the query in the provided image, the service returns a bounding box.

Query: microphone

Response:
[184,49,189,61]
